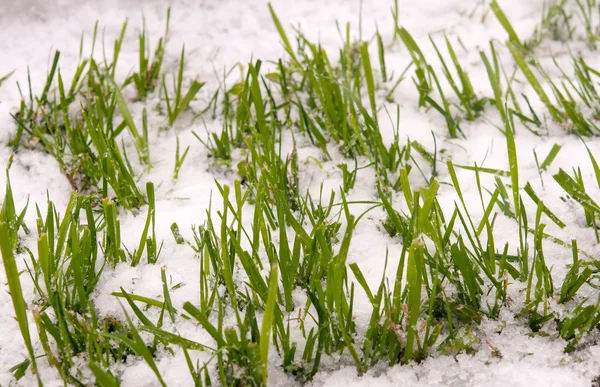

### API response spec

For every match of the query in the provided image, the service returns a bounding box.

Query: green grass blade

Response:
[260,264,279,384]
[490,0,524,49]
[507,42,561,121]
[540,144,561,170]
[268,3,298,63]
[89,362,120,387]
[0,223,41,385]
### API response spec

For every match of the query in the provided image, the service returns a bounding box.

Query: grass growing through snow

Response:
[0,158,40,386]
[126,9,170,101]
[162,46,205,127]
[8,9,202,210]
[5,2,600,386]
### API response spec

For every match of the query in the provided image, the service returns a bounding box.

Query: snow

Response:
[2,0,600,386]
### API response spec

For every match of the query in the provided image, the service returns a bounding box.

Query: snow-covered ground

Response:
[2,0,600,386]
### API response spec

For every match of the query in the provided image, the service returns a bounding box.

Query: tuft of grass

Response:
[529,0,573,47]
[162,46,205,126]
[398,28,464,137]
[9,21,154,209]
[430,34,489,121]
[127,8,171,100]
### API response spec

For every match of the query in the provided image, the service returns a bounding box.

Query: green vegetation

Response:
[3,1,600,386]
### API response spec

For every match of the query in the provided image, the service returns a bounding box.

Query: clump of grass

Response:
[491,2,600,136]
[126,9,171,100]
[575,0,600,49]
[398,27,493,137]
[429,34,490,121]
[494,0,575,52]
[9,24,151,208]
[0,174,170,384]
[554,167,600,241]
[558,295,600,352]
[275,14,411,186]
[529,0,574,46]
[517,201,554,332]
[1,190,127,383]
[162,46,205,126]
[8,13,201,210]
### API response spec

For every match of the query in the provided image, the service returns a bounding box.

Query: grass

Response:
[0,70,14,89]
[0,165,40,386]
[162,46,205,126]
[8,11,200,209]
[492,0,596,51]
[529,0,574,47]
[126,8,171,100]
[4,2,600,386]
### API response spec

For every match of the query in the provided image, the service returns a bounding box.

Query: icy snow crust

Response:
[1,0,600,386]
